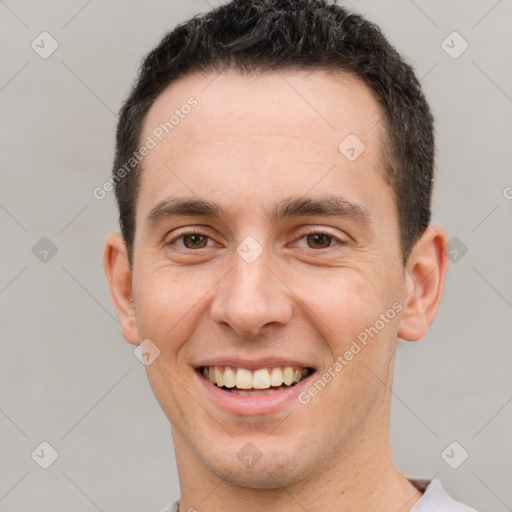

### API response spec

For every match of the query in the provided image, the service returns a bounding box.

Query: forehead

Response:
[142,68,383,152]
[137,69,389,226]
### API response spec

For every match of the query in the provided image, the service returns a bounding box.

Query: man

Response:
[103,1,476,510]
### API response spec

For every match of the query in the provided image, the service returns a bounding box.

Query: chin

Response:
[198,438,317,489]
[207,460,305,489]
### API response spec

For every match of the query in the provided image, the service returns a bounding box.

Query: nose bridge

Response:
[232,249,271,303]
[211,244,292,336]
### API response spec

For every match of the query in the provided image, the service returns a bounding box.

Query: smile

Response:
[199,365,313,396]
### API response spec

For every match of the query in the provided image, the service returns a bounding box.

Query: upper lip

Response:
[194,357,316,371]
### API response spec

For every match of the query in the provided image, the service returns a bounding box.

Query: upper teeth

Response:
[202,366,308,389]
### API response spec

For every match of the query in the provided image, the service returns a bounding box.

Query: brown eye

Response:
[306,233,333,249]
[182,234,209,249]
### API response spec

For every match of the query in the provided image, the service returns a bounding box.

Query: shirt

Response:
[161,478,478,512]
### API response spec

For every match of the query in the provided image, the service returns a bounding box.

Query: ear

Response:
[103,233,139,346]
[397,226,449,342]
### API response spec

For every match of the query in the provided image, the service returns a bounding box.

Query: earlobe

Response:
[397,226,449,342]
[103,233,139,346]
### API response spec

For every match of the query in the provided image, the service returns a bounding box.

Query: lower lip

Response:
[197,371,314,415]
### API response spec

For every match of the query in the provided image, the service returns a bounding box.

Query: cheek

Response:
[291,267,401,394]
[292,268,397,342]
[134,267,211,351]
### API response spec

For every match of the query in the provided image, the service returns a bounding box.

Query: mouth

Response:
[198,365,314,396]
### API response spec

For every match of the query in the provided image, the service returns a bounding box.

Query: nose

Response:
[210,248,293,337]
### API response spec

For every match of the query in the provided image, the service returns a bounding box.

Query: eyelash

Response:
[168,229,346,251]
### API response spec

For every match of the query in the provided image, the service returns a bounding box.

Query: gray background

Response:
[1,0,511,511]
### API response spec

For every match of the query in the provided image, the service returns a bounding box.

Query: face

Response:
[105,69,446,489]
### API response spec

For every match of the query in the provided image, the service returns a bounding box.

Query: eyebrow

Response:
[273,196,371,224]
[145,197,224,228]
[144,195,371,229]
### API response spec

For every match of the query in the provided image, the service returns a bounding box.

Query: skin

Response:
[104,69,448,512]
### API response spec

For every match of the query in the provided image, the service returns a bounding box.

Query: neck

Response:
[173,417,423,512]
